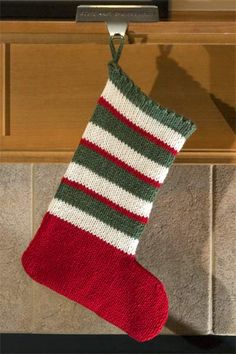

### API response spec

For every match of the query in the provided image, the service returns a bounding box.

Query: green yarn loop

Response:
[109,35,125,64]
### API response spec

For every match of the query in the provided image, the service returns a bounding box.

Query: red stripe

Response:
[98,96,177,156]
[80,138,161,189]
[61,177,148,224]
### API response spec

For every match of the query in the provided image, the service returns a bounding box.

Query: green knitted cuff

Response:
[108,61,197,139]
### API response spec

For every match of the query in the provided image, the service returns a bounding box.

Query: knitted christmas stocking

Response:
[22,37,197,342]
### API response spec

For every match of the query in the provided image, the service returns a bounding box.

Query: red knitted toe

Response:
[22,213,168,342]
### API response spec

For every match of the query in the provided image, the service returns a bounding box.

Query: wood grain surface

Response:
[0,16,235,163]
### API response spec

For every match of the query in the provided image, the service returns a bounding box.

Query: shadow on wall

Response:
[148,44,236,134]
[136,45,234,343]
[206,45,236,134]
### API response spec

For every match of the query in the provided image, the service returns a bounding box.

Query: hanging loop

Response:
[109,35,125,64]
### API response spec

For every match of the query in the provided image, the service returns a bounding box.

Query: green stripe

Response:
[56,183,145,239]
[92,104,174,168]
[72,144,156,202]
[108,62,197,139]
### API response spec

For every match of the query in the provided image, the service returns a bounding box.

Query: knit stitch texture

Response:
[22,60,197,342]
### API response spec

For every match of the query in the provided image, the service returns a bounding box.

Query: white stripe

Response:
[83,122,169,184]
[101,80,186,152]
[65,162,152,217]
[48,198,139,255]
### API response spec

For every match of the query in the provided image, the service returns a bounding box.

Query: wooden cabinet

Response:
[0,16,236,163]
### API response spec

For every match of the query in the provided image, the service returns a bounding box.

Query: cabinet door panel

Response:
[1,42,236,161]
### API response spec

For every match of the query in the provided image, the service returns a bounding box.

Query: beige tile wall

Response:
[212,166,236,335]
[0,164,235,335]
[0,165,32,332]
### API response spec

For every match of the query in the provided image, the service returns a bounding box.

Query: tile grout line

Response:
[209,164,214,334]
[211,164,217,335]
[31,163,35,334]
